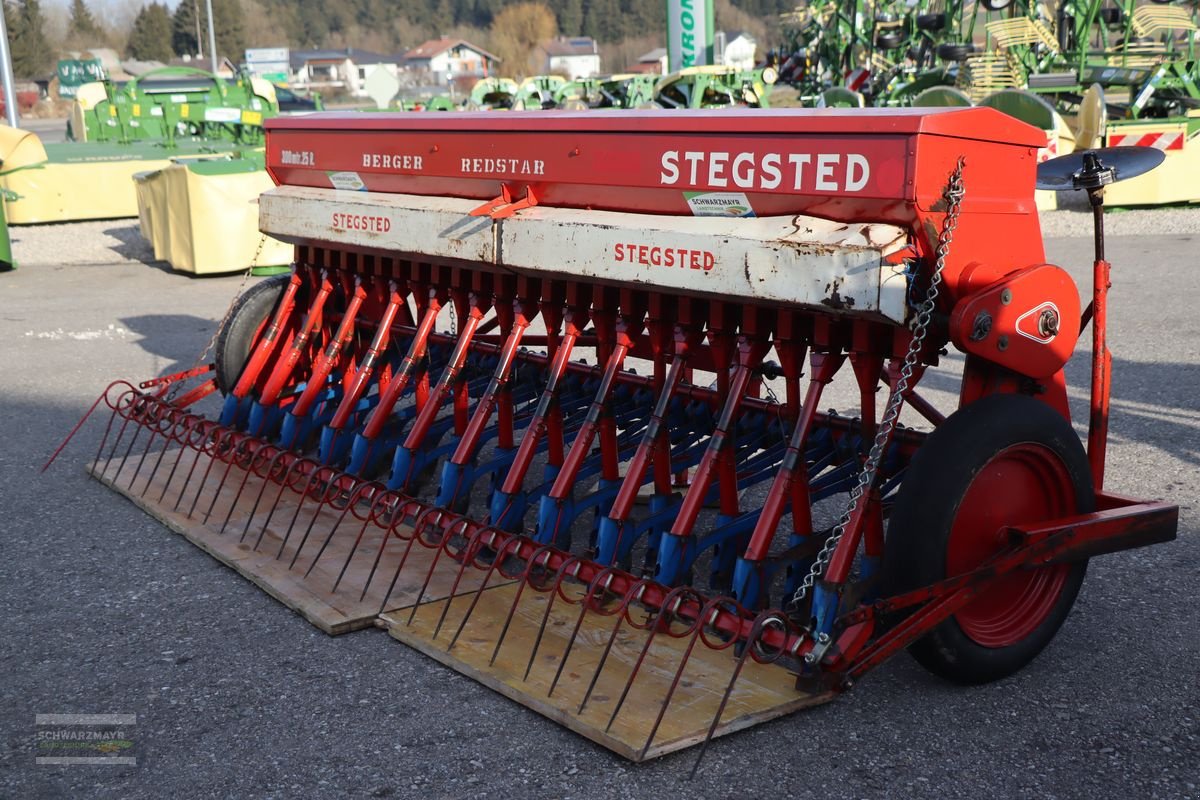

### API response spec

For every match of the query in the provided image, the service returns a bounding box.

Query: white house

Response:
[716,31,758,71]
[289,49,401,97]
[629,47,668,75]
[543,37,601,79]
[403,39,499,84]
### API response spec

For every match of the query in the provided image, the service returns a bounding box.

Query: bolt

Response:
[1000,289,1013,305]
[997,335,1009,351]
[1038,308,1060,337]
[970,310,992,341]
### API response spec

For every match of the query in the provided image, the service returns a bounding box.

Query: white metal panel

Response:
[498,206,909,321]
[259,186,910,321]
[259,185,495,264]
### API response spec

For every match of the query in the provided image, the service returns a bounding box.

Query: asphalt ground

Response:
[0,212,1197,798]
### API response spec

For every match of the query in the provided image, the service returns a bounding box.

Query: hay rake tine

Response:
[215,445,274,532]
[523,556,582,682]
[293,474,372,573]
[242,452,298,545]
[191,429,238,519]
[445,535,530,653]
[637,596,734,761]
[429,523,496,641]
[577,580,650,715]
[110,408,147,487]
[155,418,199,504]
[689,612,789,779]
[92,388,139,482]
[322,483,390,587]
[124,401,171,492]
[484,545,556,665]
[42,381,133,476]
[373,505,445,608]
[274,464,333,560]
[604,585,696,734]
[547,567,619,698]
[405,515,476,627]
[135,411,180,498]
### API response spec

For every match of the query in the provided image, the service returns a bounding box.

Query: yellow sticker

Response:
[241,110,263,126]
[108,105,116,117]
[181,103,190,118]
[132,105,141,117]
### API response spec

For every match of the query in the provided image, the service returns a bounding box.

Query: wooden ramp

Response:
[379,585,834,761]
[93,445,834,760]
[90,448,499,634]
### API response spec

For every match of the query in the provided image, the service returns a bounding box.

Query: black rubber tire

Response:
[980,0,1013,9]
[884,393,1093,685]
[213,274,291,395]
[936,42,975,62]
[916,12,947,31]
[876,32,905,50]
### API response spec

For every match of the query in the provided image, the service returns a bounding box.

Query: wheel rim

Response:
[947,443,1075,648]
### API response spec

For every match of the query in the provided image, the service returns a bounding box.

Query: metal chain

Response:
[786,156,966,614]
[166,234,271,401]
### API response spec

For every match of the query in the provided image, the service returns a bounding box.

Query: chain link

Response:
[786,156,966,615]
[166,234,273,402]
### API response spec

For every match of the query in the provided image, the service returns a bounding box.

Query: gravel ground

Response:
[0,216,1197,799]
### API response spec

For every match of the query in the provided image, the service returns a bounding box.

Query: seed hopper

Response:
[64,108,1177,764]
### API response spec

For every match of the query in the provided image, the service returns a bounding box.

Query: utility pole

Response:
[205,0,218,74]
[0,2,19,127]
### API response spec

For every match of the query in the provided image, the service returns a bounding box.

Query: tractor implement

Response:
[62,108,1177,764]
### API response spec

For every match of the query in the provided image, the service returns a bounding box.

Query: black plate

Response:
[1036,146,1166,190]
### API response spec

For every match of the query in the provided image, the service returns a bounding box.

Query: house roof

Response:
[289,48,400,69]
[636,48,667,63]
[403,38,499,63]
[543,37,598,57]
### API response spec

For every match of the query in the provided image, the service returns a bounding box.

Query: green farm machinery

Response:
[68,66,279,146]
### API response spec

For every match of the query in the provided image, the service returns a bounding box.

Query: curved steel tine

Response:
[689,612,788,779]
[637,596,726,761]
[522,557,582,682]
[323,484,389,586]
[429,521,491,641]
[125,402,169,491]
[371,504,438,608]
[136,411,178,497]
[275,465,332,560]
[156,417,201,504]
[405,515,470,627]
[173,425,214,512]
[577,580,649,715]
[217,445,275,534]
[89,392,126,481]
[548,568,618,698]
[294,475,374,573]
[486,546,556,666]
[446,534,528,653]
[111,406,148,487]
[604,585,693,734]
[250,457,309,550]
[196,430,242,521]
[240,451,294,544]
[98,390,142,482]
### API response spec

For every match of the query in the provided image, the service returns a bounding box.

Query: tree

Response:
[68,0,99,37]
[489,1,556,79]
[556,0,582,37]
[172,0,246,60]
[127,2,173,62]
[5,0,52,77]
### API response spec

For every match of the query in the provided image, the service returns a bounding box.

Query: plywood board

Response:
[91,447,501,635]
[379,583,834,761]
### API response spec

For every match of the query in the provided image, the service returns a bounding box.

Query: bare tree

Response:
[489,1,556,79]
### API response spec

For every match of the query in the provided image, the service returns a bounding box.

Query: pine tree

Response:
[68,0,99,37]
[173,0,246,60]
[127,2,174,62]
[556,0,582,37]
[6,0,52,77]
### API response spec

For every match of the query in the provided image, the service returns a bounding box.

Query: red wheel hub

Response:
[947,443,1075,648]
